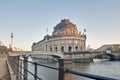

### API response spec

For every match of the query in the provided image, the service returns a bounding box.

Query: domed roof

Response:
[54,19,76,30]
[52,19,79,37]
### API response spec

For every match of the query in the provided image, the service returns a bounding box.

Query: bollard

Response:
[23,55,28,80]
[58,59,73,80]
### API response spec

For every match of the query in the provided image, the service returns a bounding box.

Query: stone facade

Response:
[32,19,86,52]
[97,44,120,52]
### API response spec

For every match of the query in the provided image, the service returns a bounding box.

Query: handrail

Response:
[37,63,58,70]
[66,69,117,80]
[26,60,58,70]
[8,56,118,80]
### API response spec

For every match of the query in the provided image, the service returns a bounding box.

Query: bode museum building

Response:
[32,19,86,53]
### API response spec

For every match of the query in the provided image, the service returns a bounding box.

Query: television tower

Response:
[10,32,14,48]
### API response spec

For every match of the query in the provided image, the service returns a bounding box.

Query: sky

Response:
[0,0,120,51]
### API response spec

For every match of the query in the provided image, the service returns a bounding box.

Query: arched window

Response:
[75,46,78,51]
[55,47,57,52]
[61,46,64,52]
[50,47,52,51]
[46,44,47,51]
[68,46,72,52]
[81,47,82,51]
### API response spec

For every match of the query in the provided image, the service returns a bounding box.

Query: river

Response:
[27,58,120,80]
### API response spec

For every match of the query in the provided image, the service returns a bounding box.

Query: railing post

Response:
[58,59,73,80]
[12,57,16,74]
[16,56,20,80]
[23,55,28,80]
[34,62,38,80]
[58,59,64,80]
[64,59,72,80]
[19,57,22,80]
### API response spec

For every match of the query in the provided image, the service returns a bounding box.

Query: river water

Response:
[27,58,120,80]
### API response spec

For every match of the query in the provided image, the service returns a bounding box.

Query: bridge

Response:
[9,51,64,59]
[8,51,120,61]
[91,52,120,60]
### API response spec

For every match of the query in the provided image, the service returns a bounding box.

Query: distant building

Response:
[10,32,14,48]
[32,19,87,52]
[9,32,23,52]
[10,47,22,51]
[0,41,3,46]
[97,44,120,53]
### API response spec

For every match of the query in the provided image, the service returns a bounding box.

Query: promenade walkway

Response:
[0,54,10,80]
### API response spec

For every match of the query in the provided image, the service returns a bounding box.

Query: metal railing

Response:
[8,55,118,80]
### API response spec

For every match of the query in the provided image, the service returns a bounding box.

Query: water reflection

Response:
[86,61,120,79]
[28,58,120,80]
